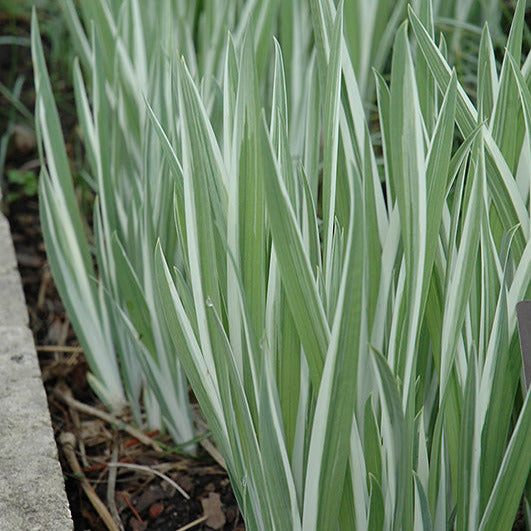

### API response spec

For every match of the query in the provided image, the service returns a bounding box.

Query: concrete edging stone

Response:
[0,211,72,530]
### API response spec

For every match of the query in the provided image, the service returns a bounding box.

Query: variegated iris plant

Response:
[33,0,530,528]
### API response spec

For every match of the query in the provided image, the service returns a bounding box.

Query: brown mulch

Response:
[1,11,242,531]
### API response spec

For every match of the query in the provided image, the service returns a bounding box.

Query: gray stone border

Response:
[0,212,73,530]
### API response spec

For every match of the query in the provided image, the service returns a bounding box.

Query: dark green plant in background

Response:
[5,168,38,202]
[0,0,77,202]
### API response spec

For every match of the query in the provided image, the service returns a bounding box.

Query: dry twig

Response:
[37,345,83,353]
[54,384,163,454]
[176,515,209,531]
[106,445,124,530]
[194,416,227,470]
[106,462,190,499]
[59,432,119,531]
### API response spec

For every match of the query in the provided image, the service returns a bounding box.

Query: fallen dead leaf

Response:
[134,484,167,513]
[201,492,226,530]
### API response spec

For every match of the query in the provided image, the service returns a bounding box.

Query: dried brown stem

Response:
[54,384,163,454]
[59,432,119,531]
[176,515,209,531]
[106,445,124,530]
[36,345,83,353]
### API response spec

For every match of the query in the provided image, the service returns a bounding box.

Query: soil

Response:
[1,11,242,531]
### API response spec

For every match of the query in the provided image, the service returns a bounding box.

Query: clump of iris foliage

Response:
[32,0,530,528]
